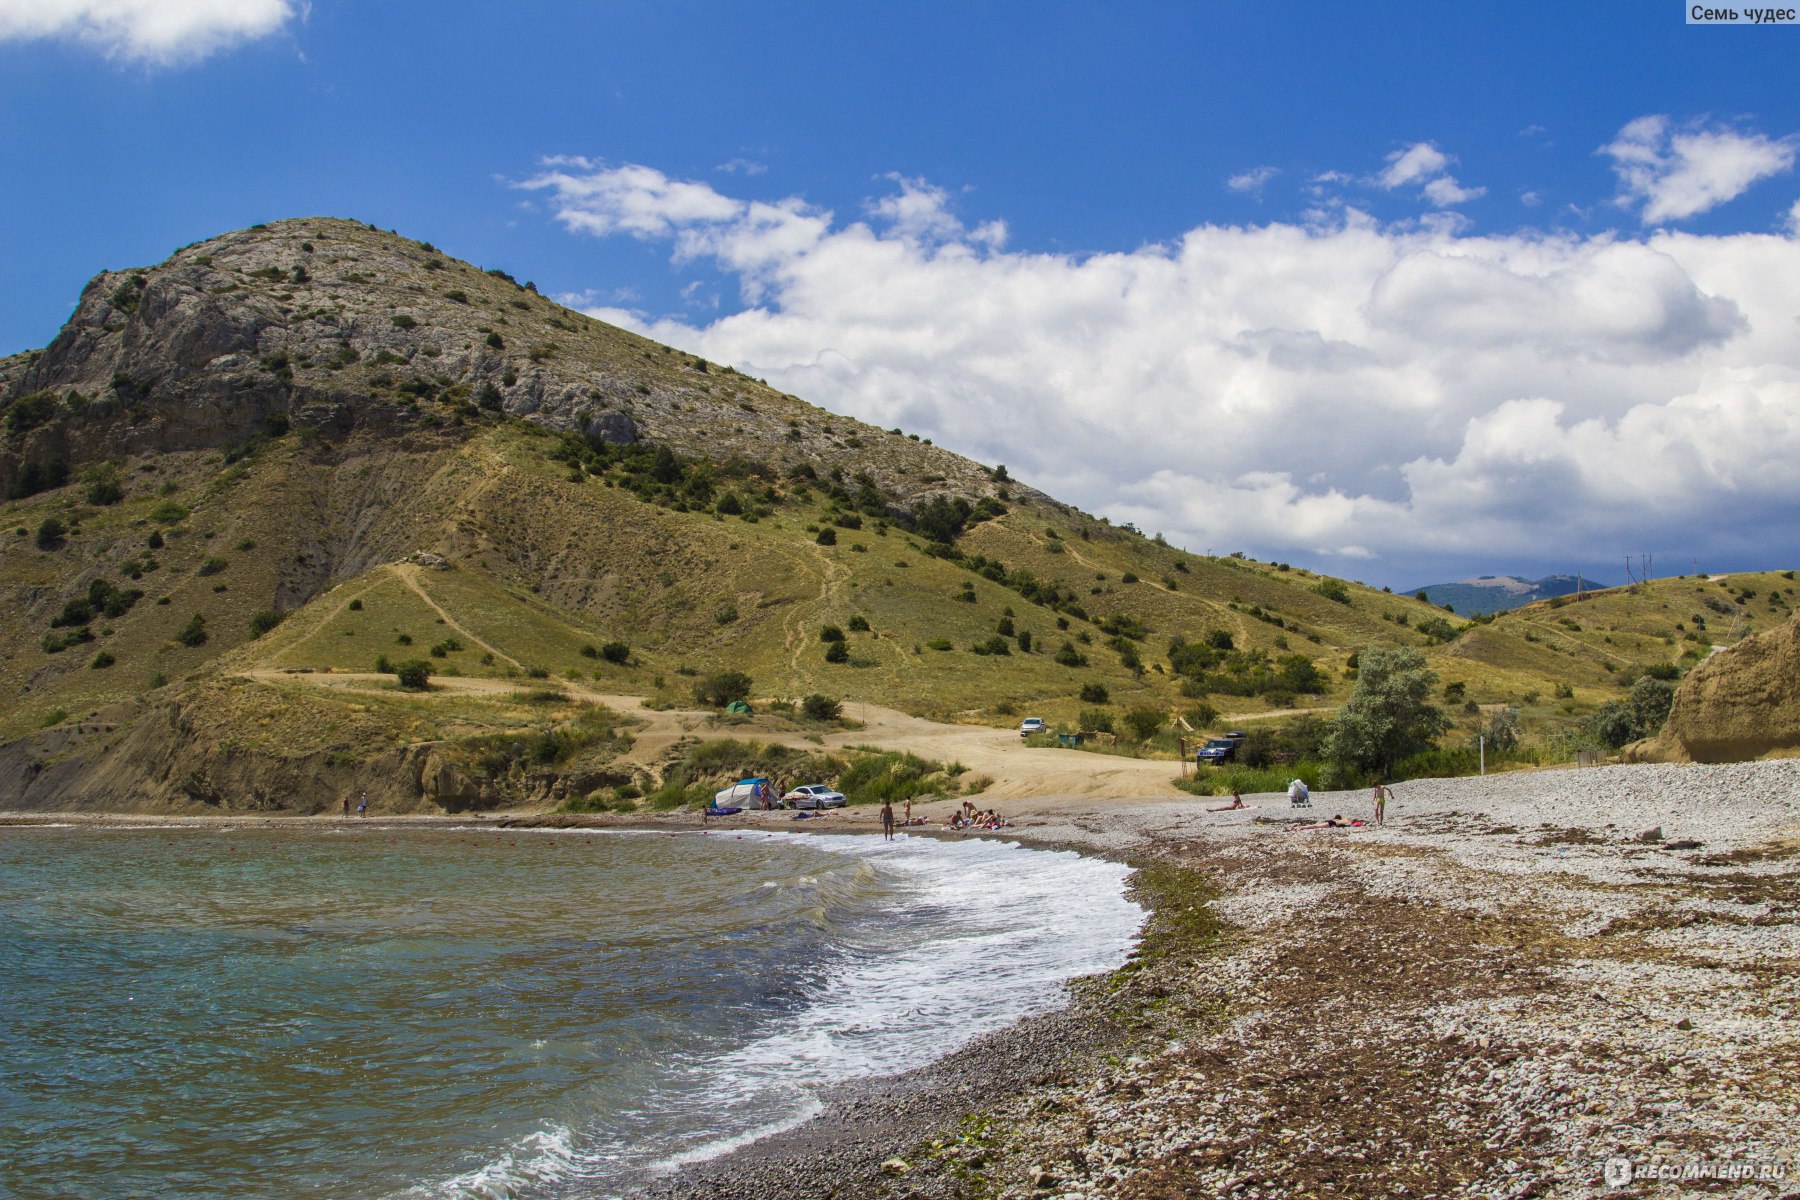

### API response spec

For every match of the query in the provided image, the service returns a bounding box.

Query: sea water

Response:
[0,824,1141,1199]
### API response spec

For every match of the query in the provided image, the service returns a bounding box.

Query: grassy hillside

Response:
[3,218,1793,808]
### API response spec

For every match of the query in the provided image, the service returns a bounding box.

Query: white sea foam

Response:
[410,831,1141,1198]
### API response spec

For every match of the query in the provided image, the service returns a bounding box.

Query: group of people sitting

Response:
[946,800,1009,831]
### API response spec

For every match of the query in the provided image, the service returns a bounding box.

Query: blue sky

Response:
[3,2,1797,588]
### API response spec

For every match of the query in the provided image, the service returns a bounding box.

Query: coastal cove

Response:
[7,758,1797,1199]
[0,821,1140,1199]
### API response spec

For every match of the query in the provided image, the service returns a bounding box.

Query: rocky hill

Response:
[2,219,1793,813]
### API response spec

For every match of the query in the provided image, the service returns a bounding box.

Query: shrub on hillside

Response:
[801,693,842,721]
[824,641,850,663]
[34,518,65,550]
[601,641,631,664]
[1122,707,1165,741]
[248,610,284,637]
[1078,682,1110,704]
[693,670,753,707]
[393,660,433,691]
[175,613,208,647]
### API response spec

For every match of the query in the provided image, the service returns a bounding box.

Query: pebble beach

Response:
[642,759,1800,1200]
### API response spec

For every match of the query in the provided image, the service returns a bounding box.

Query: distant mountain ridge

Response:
[1408,574,1609,616]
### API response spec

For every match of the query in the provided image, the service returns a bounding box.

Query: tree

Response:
[1122,706,1165,741]
[824,640,850,663]
[1324,646,1450,778]
[815,526,837,546]
[600,641,630,664]
[1480,706,1521,754]
[1587,677,1676,749]
[693,670,752,707]
[1078,682,1110,704]
[34,517,65,550]
[1628,676,1676,733]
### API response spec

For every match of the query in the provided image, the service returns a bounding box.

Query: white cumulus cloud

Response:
[525,161,1800,584]
[0,0,299,63]
[1603,115,1798,223]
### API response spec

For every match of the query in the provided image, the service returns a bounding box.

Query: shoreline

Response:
[8,759,1798,1198]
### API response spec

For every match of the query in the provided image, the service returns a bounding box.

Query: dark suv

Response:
[1194,732,1247,765]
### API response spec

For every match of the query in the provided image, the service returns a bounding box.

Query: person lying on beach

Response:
[1208,790,1248,812]
[1288,814,1366,831]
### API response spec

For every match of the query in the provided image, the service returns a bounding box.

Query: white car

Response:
[781,784,847,809]
[1019,717,1048,738]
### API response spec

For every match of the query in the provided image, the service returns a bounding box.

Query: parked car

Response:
[1194,732,1248,765]
[1019,717,1048,738]
[781,784,847,809]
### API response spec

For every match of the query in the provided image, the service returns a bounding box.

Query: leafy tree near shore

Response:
[1324,646,1450,779]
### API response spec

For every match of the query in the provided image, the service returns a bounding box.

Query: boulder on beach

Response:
[1638,610,1800,763]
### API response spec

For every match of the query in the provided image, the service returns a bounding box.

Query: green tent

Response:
[724,699,753,714]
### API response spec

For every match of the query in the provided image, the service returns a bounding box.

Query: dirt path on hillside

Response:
[391,563,524,670]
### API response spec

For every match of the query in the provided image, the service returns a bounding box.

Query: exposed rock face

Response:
[1,216,1020,510]
[1656,612,1800,762]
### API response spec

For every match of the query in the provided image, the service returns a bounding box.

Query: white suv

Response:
[1019,717,1047,738]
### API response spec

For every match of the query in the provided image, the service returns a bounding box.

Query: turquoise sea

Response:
[0,824,1141,1198]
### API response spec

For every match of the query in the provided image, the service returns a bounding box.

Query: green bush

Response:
[1078,682,1110,704]
[815,526,837,546]
[1312,579,1352,605]
[8,457,71,500]
[824,641,850,663]
[393,660,433,691]
[197,556,228,577]
[83,467,124,506]
[149,500,189,524]
[34,518,65,550]
[847,615,871,632]
[91,650,115,669]
[820,624,845,643]
[802,693,843,721]
[4,391,60,432]
[1079,708,1113,733]
[1122,706,1165,741]
[693,670,753,707]
[601,641,630,664]
[248,609,284,637]
[175,613,208,647]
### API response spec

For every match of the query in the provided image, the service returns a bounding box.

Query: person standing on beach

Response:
[342,793,350,817]
[903,797,912,827]
[1372,782,1391,826]
[880,798,895,840]
[357,790,368,818]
